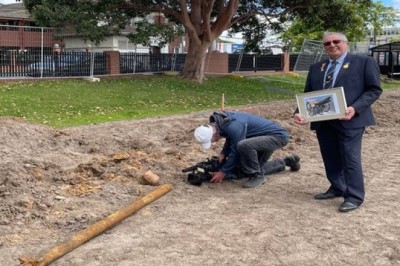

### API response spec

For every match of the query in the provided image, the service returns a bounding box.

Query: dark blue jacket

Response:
[305,54,382,130]
[210,111,289,174]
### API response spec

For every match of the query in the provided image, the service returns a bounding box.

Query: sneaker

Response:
[284,154,300,171]
[242,173,266,188]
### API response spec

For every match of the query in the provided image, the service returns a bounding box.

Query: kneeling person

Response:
[194,111,300,188]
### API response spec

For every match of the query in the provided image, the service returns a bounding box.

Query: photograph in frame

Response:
[296,87,348,122]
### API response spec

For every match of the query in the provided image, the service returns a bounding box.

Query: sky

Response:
[379,0,400,9]
[0,0,399,9]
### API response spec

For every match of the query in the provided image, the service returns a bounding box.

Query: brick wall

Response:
[104,51,120,75]
[204,52,228,74]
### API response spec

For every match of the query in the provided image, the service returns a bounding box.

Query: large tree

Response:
[22,0,376,83]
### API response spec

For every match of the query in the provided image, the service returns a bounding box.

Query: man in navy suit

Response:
[294,32,382,212]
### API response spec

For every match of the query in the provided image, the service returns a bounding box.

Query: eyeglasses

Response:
[323,40,343,46]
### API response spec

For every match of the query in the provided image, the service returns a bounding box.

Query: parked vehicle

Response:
[26,53,107,77]
[119,57,147,74]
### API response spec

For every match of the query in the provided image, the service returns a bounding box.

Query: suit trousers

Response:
[316,121,365,205]
[236,135,289,176]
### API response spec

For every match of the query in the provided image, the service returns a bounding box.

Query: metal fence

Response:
[0,50,189,78]
[0,25,186,78]
[294,39,370,71]
[229,53,298,72]
[119,53,186,74]
[0,51,107,78]
[1,25,295,78]
[229,54,280,72]
[0,52,181,77]
[1,50,296,78]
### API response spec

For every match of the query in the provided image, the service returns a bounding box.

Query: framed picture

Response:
[296,87,348,122]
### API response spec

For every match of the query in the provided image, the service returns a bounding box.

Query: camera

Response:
[182,156,221,186]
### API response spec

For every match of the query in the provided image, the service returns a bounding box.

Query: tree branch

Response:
[211,0,239,38]
[202,0,215,43]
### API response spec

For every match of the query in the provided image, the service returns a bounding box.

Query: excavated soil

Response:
[0,90,399,266]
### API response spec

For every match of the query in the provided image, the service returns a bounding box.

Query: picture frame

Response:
[295,87,348,122]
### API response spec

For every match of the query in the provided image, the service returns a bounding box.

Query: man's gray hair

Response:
[323,32,348,42]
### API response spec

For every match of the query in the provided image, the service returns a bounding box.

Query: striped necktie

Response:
[324,60,337,89]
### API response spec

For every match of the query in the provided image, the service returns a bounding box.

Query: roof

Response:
[0,3,32,20]
[369,42,400,52]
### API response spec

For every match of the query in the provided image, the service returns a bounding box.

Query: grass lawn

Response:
[0,73,397,128]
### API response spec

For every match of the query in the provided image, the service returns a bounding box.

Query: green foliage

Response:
[23,0,133,44]
[127,20,184,48]
[366,2,398,40]
[23,0,389,53]
[280,1,397,51]
[22,0,397,83]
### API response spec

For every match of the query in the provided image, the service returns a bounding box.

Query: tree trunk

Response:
[179,42,210,83]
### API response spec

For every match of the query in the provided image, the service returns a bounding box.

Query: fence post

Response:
[283,52,290,73]
[204,52,228,74]
[104,51,120,75]
[53,43,61,76]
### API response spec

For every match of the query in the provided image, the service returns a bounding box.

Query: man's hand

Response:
[294,113,309,125]
[218,154,225,163]
[210,171,225,183]
[340,106,355,121]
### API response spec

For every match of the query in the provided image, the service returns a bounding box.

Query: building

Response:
[368,14,400,45]
[0,3,178,54]
[0,3,57,53]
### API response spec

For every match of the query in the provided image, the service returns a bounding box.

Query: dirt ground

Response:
[0,89,399,266]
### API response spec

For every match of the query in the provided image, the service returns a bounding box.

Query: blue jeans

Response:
[236,135,289,176]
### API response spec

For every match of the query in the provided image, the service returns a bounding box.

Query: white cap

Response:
[194,124,213,149]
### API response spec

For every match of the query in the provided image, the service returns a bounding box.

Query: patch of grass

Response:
[0,73,396,128]
[380,76,400,89]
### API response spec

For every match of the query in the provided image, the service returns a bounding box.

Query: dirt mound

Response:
[0,90,399,265]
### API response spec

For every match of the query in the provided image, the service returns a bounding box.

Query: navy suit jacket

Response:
[304,53,382,130]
